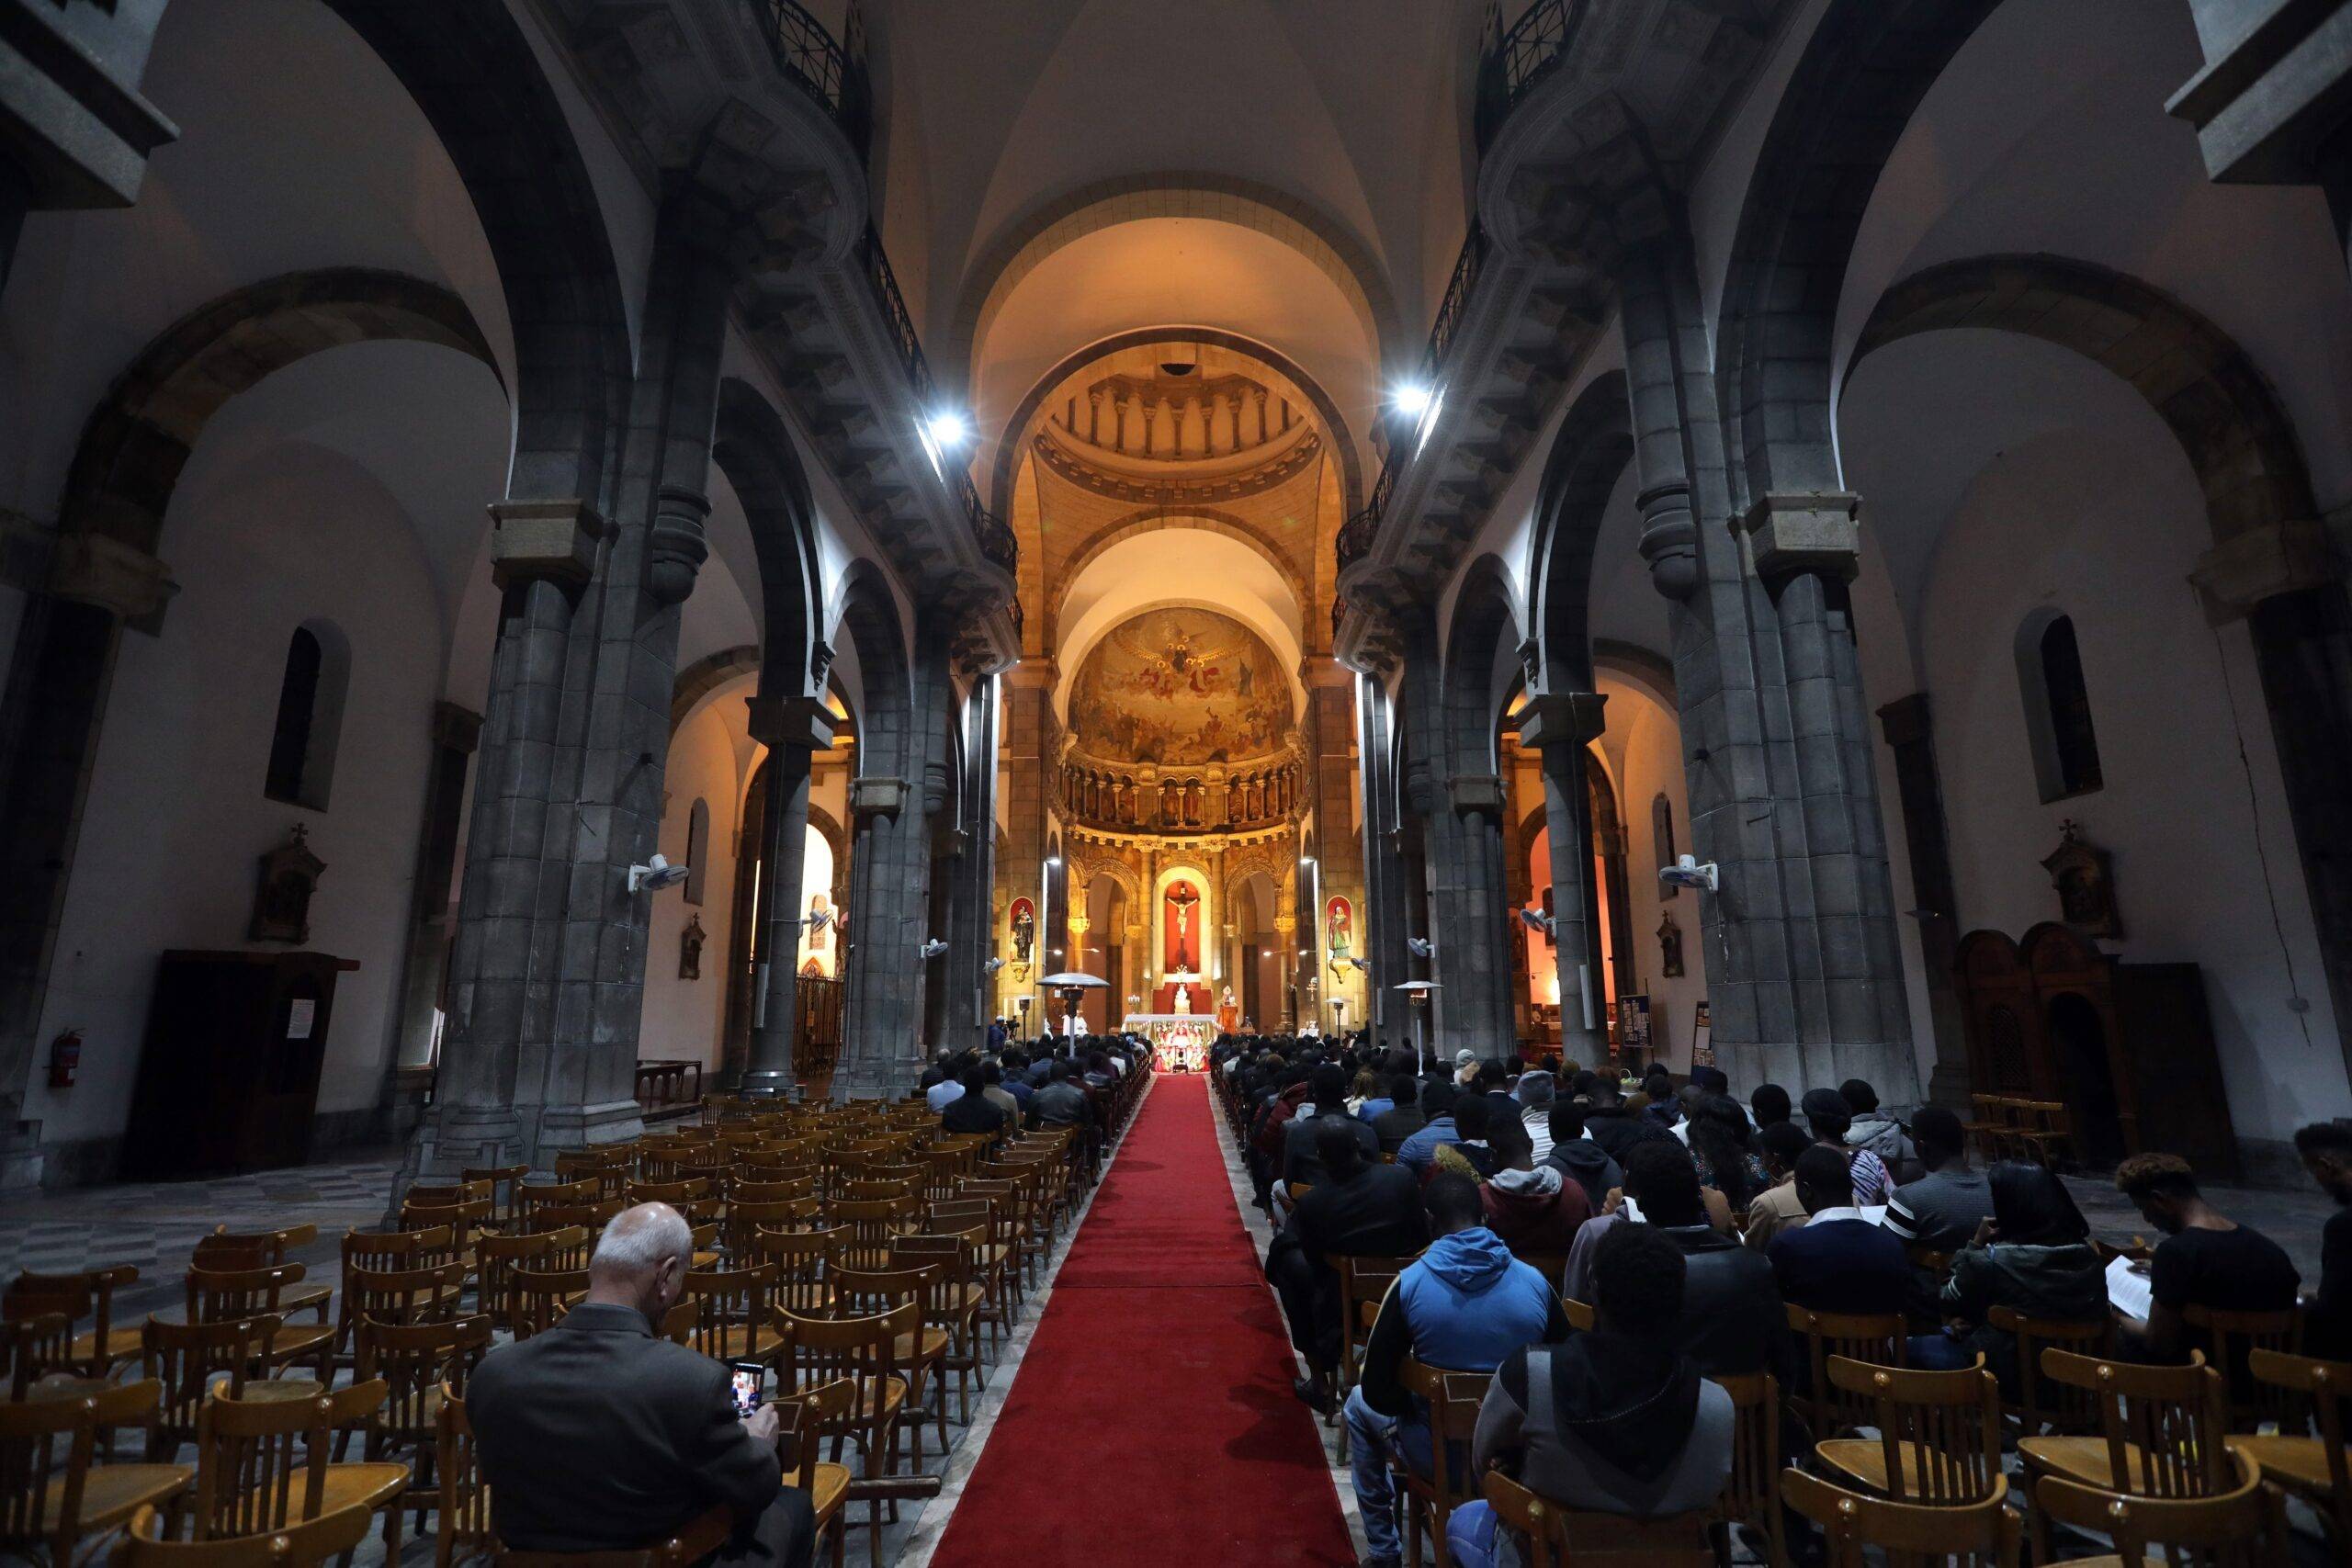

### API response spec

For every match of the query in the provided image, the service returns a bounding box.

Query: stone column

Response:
[1875,694,1969,1109]
[994,664,1054,1027]
[1519,692,1608,1062]
[1617,239,1915,1102]
[944,674,999,1045]
[743,694,833,1098]
[390,701,482,1073]
[1357,676,1410,1050]
[1307,668,1367,1033]
[412,177,733,1175]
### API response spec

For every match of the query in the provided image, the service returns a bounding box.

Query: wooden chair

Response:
[403,1180,492,1210]
[1479,1470,1713,1567]
[1,1310,71,1399]
[1986,1308,2110,1434]
[141,1314,283,1461]
[1335,1255,1405,1405]
[435,1385,492,1568]
[1562,1297,1596,1333]
[191,1379,406,1545]
[2018,1348,2231,1561]
[2227,1348,2352,1551]
[473,1225,590,1336]
[495,1503,734,1567]
[191,1230,333,1333]
[2181,1303,2301,1430]
[514,1179,601,1230]
[889,1231,990,1416]
[355,1314,492,1552]
[6,1263,142,1378]
[2006,1099,2077,1169]
[1709,1372,1786,1568]
[1,1379,190,1562]
[1784,1305,1905,1436]
[830,1264,951,1472]
[1780,1468,2018,1568]
[729,1177,817,1208]
[830,1198,918,1273]
[2033,1450,2286,1568]
[506,1267,589,1341]
[755,1225,846,1319]
[1396,1358,1488,1568]
[683,1261,783,1365]
[777,1378,856,1568]
[724,1197,823,1258]
[773,1304,916,1568]
[1815,1356,2004,1504]
[342,1259,467,1333]
[115,1498,376,1567]
[461,1164,532,1227]
[185,1265,335,1383]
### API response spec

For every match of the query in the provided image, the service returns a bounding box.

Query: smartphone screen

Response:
[729,1361,765,1419]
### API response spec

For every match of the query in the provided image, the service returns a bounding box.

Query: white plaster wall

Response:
[1912,415,2349,1145]
[28,442,446,1143]
[1592,671,1709,1067]
[640,700,747,1073]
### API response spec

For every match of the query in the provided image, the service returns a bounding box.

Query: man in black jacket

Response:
[941,1066,1008,1142]
[470,1203,814,1565]
[1282,1064,1380,1190]
[1370,1073,1427,1153]
[1268,1118,1430,1413]
[1542,1101,1623,1212]
[1620,1142,1790,1381]
[1583,1078,1673,1165]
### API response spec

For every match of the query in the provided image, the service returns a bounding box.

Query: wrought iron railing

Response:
[1476,0,1578,152]
[1335,459,1393,570]
[750,0,872,156]
[1330,595,1350,641]
[1426,221,1488,383]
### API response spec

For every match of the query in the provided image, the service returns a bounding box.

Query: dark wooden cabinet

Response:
[1953,923,2237,1177]
[124,950,357,1179]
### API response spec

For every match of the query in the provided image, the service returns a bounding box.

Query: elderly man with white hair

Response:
[469,1201,816,1566]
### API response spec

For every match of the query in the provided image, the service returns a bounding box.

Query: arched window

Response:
[684,799,710,906]
[263,621,349,809]
[2016,610,2103,802]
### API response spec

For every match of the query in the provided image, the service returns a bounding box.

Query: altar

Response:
[1123,1013,1217,1070]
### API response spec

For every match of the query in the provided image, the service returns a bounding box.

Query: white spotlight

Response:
[926,411,970,449]
[1392,383,1434,417]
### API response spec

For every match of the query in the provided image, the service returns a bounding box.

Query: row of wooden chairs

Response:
[1962,1094,2078,1168]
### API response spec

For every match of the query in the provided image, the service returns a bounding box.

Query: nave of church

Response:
[5,0,2352,1563]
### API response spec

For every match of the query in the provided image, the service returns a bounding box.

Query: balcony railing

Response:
[858,224,1020,583]
[750,0,872,156]
[1476,0,1579,153]
[1335,460,1393,571]
[1426,220,1487,382]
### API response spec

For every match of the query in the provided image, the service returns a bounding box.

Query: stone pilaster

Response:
[743,694,833,1097]
[390,701,481,1075]
[1519,692,1609,1062]
[1875,694,1969,1110]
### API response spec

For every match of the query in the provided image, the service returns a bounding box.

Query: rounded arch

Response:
[321,0,630,507]
[1071,852,1145,917]
[1441,555,1526,780]
[712,379,828,699]
[670,645,760,735]
[59,268,496,552]
[988,325,1365,523]
[1048,507,1312,647]
[1715,0,2006,510]
[950,174,1401,389]
[808,802,851,906]
[1849,253,2318,540]
[1524,370,1633,695]
[831,561,913,781]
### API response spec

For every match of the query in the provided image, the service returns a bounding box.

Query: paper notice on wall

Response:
[2106,1255,2154,1320]
[287,999,316,1041]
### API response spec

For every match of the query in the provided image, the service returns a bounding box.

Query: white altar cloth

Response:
[1123,1013,1217,1069]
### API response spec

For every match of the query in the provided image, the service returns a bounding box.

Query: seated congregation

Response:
[0,1035,1149,1564]
[1222,1035,2352,1567]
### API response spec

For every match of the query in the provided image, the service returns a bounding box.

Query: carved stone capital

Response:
[745,694,836,752]
[645,484,711,605]
[1515,692,1609,751]
[2188,517,2337,624]
[45,531,178,626]
[851,776,910,819]
[1739,492,1861,584]
[1449,773,1507,818]
[488,498,607,590]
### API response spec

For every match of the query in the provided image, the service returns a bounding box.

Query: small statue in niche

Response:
[2042,818,2121,938]
[1657,909,1685,978]
[678,913,706,980]
[251,823,324,944]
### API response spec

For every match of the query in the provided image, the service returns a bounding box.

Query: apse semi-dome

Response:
[1068,607,1292,765]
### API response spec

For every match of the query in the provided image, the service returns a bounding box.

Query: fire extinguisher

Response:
[48,1029,80,1089]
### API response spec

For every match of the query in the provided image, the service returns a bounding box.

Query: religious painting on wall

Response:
[1326,895,1352,959]
[1067,607,1292,765]
[1008,897,1035,979]
[1163,880,1203,974]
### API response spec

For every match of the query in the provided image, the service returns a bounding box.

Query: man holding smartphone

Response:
[470,1202,815,1567]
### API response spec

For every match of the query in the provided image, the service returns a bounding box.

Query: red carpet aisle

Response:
[927,1073,1355,1566]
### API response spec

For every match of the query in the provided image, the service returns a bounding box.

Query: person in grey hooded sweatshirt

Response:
[1912,1161,2105,1393]
[1840,1077,1917,1181]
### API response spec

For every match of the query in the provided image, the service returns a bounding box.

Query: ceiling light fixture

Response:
[925,411,971,449]
[1392,383,1434,417]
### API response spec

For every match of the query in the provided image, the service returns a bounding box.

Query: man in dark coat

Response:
[469,1203,814,1566]
[1267,1118,1430,1413]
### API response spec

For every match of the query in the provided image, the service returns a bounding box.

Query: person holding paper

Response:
[2113,1154,2300,1376]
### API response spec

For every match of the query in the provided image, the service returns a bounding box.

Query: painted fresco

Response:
[1069,608,1291,764]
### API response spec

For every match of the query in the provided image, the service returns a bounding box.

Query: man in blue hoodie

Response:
[1345,1173,1568,1568]
[1394,1081,1464,1176]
